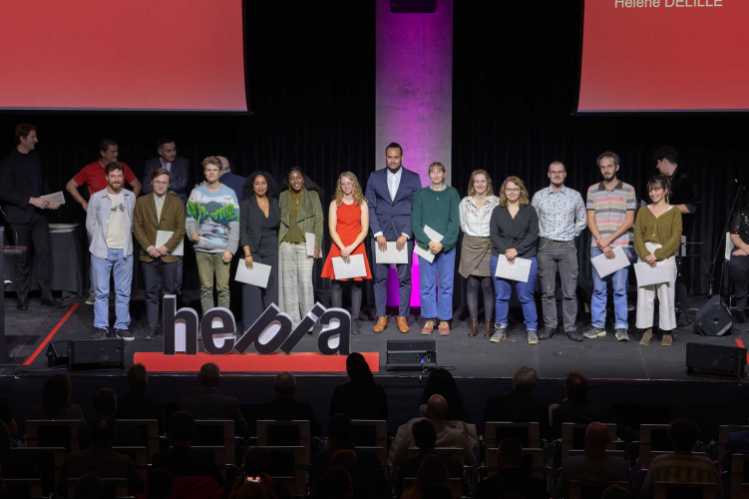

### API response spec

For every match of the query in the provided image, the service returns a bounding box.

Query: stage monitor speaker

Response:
[46,341,69,367]
[68,339,125,370]
[695,295,733,336]
[686,342,745,378]
[386,339,436,371]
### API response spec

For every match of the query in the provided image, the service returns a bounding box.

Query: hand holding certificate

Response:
[235,259,272,288]
[156,230,185,256]
[591,246,631,278]
[375,241,409,264]
[494,255,532,282]
[332,254,367,279]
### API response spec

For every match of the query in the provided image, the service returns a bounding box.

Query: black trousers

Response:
[142,258,180,330]
[11,215,52,301]
[241,251,279,330]
[729,255,749,309]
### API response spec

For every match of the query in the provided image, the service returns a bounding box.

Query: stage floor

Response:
[5,294,747,381]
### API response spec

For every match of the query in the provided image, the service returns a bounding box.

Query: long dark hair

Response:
[420,368,466,421]
[246,170,278,199]
[346,353,374,385]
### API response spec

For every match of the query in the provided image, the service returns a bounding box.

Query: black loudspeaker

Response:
[695,295,733,336]
[46,341,69,367]
[386,339,436,371]
[68,339,125,370]
[686,342,746,378]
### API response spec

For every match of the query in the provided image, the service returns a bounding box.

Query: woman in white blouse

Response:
[458,169,500,336]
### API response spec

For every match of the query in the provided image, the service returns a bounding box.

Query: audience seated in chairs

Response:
[180,362,248,437]
[116,363,162,425]
[257,372,320,437]
[329,353,388,421]
[60,417,137,497]
[484,366,548,436]
[419,368,467,422]
[475,437,546,499]
[550,371,604,438]
[389,393,478,470]
[312,414,389,499]
[640,418,720,498]
[33,372,85,420]
[555,421,630,498]
[399,453,451,499]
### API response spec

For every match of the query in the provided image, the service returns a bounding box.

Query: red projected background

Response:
[579,0,749,112]
[0,0,247,111]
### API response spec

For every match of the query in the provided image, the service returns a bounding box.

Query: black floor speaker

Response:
[686,342,745,378]
[67,339,125,370]
[695,295,733,336]
[386,339,437,371]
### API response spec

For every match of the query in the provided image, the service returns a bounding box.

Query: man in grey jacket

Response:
[86,162,136,340]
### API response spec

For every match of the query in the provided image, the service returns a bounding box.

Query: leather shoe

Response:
[372,316,389,334]
[396,316,410,334]
[566,328,584,342]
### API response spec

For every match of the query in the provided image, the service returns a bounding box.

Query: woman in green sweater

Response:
[411,162,461,335]
[633,175,682,346]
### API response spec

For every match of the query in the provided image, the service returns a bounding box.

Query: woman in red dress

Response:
[321,171,372,334]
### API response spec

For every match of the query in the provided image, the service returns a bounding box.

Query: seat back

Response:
[729,453,749,499]
[568,480,629,499]
[484,421,541,449]
[114,419,160,461]
[562,422,617,462]
[639,424,673,468]
[194,419,235,465]
[718,425,749,462]
[67,476,129,499]
[248,445,307,497]
[2,446,65,497]
[25,418,82,451]
[256,419,310,464]
[350,419,387,448]
[354,445,387,467]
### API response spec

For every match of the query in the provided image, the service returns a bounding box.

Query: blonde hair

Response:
[467,169,494,197]
[201,155,222,170]
[334,171,364,205]
[498,176,530,207]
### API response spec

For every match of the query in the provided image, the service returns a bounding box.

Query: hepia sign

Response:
[161,295,351,356]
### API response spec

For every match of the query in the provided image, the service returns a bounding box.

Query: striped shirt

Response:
[586,180,637,247]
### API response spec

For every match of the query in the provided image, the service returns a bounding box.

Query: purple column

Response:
[375,0,453,309]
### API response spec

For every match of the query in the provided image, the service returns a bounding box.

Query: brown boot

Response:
[484,321,493,337]
[468,320,478,337]
[396,316,410,334]
[372,316,388,334]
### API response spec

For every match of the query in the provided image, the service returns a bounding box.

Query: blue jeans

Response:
[491,255,538,331]
[591,246,633,330]
[91,248,133,330]
[419,248,456,321]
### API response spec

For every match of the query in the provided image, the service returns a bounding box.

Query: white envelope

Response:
[634,261,677,287]
[40,191,65,206]
[494,255,532,283]
[423,225,444,243]
[375,241,409,264]
[591,246,631,278]
[415,244,435,263]
[332,254,367,279]
[235,260,272,288]
[305,232,316,257]
[156,230,185,257]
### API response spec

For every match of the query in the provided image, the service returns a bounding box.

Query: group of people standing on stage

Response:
[0,124,703,347]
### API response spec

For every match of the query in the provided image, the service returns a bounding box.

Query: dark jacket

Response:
[329,381,388,421]
[0,150,46,224]
[179,387,248,437]
[142,157,190,200]
[484,390,548,437]
[365,167,422,240]
[132,192,186,263]
[489,204,539,257]
[239,196,280,256]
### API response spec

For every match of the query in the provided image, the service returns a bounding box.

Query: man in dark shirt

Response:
[141,138,190,201]
[0,124,63,310]
[728,206,749,322]
[653,146,699,326]
[257,372,320,437]
[484,366,548,436]
[179,363,248,437]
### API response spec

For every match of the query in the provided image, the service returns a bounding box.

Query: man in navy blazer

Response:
[142,138,190,202]
[365,142,422,334]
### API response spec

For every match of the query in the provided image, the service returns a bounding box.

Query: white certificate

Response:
[725,232,734,261]
[591,246,631,278]
[494,255,532,283]
[375,241,409,264]
[634,261,677,287]
[40,191,65,206]
[423,225,444,243]
[415,244,435,263]
[304,232,316,257]
[235,260,272,288]
[332,254,367,279]
[156,230,185,257]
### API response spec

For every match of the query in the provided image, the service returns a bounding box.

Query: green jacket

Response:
[279,188,324,252]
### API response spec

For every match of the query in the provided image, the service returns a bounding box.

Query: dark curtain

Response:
[452,1,749,297]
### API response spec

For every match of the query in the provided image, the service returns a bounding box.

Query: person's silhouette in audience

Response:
[475,437,546,499]
[484,366,548,435]
[400,454,449,499]
[180,363,248,437]
[92,387,117,420]
[117,363,161,426]
[640,418,720,498]
[34,373,85,420]
[389,394,477,471]
[555,422,630,498]
[329,353,388,420]
[60,417,136,497]
[550,371,603,438]
[419,368,466,421]
[258,372,320,437]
